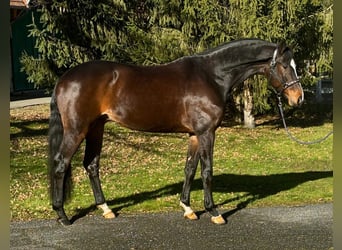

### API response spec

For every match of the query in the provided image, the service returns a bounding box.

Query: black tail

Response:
[48,89,72,203]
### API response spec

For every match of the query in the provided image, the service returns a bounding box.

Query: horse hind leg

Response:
[51,134,83,226]
[180,135,200,220]
[83,119,115,219]
[51,153,71,225]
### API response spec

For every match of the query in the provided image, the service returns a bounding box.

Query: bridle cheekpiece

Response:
[269,48,300,96]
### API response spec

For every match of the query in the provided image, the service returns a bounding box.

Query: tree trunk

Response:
[243,80,255,128]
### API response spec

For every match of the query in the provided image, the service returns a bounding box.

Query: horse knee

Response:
[201,168,213,185]
[184,164,196,177]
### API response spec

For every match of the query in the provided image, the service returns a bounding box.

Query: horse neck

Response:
[199,40,276,101]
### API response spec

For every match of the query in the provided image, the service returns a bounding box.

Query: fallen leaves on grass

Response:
[10,104,333,221]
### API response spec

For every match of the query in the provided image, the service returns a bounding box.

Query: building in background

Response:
[10,0,39,96]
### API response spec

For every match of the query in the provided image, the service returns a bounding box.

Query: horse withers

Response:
[48,39,303,225]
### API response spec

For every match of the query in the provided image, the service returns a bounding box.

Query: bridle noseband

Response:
[269,49,301,96]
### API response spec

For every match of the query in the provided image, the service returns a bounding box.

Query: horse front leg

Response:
[198,131,226,225]
[180,135,200,220]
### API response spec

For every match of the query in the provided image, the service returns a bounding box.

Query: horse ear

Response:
[277,41,292,66]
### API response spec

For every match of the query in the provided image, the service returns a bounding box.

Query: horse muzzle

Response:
[286,92,304,107]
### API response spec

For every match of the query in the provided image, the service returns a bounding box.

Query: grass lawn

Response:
[10,104,333,221]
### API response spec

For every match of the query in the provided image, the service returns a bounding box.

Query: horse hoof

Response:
[211,215,226,225]
[57,218,72,226]
[103,210,116,219]
[184,211,198,220]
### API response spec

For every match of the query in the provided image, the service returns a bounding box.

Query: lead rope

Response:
[277,95,333,145]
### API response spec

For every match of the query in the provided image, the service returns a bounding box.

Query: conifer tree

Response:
[221,0,333,126]
[21,0,332,119]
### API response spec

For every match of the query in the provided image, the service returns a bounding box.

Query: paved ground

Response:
[10,97,51,109]
[10,203,333,250]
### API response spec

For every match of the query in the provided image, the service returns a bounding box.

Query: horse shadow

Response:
[10,119,49,139]
[70,170,332,223]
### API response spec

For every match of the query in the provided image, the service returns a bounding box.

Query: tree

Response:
[21,0,333,119]
[220,0,333,126]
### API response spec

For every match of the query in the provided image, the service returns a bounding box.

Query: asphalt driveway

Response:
[10,203,332,249]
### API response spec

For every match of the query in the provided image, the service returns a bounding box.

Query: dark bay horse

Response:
[48,38,304,225]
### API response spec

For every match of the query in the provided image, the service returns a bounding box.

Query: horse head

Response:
[269,42,304,107]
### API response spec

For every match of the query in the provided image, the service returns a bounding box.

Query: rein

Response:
[269,48,333,145]
[276,95,333,145]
